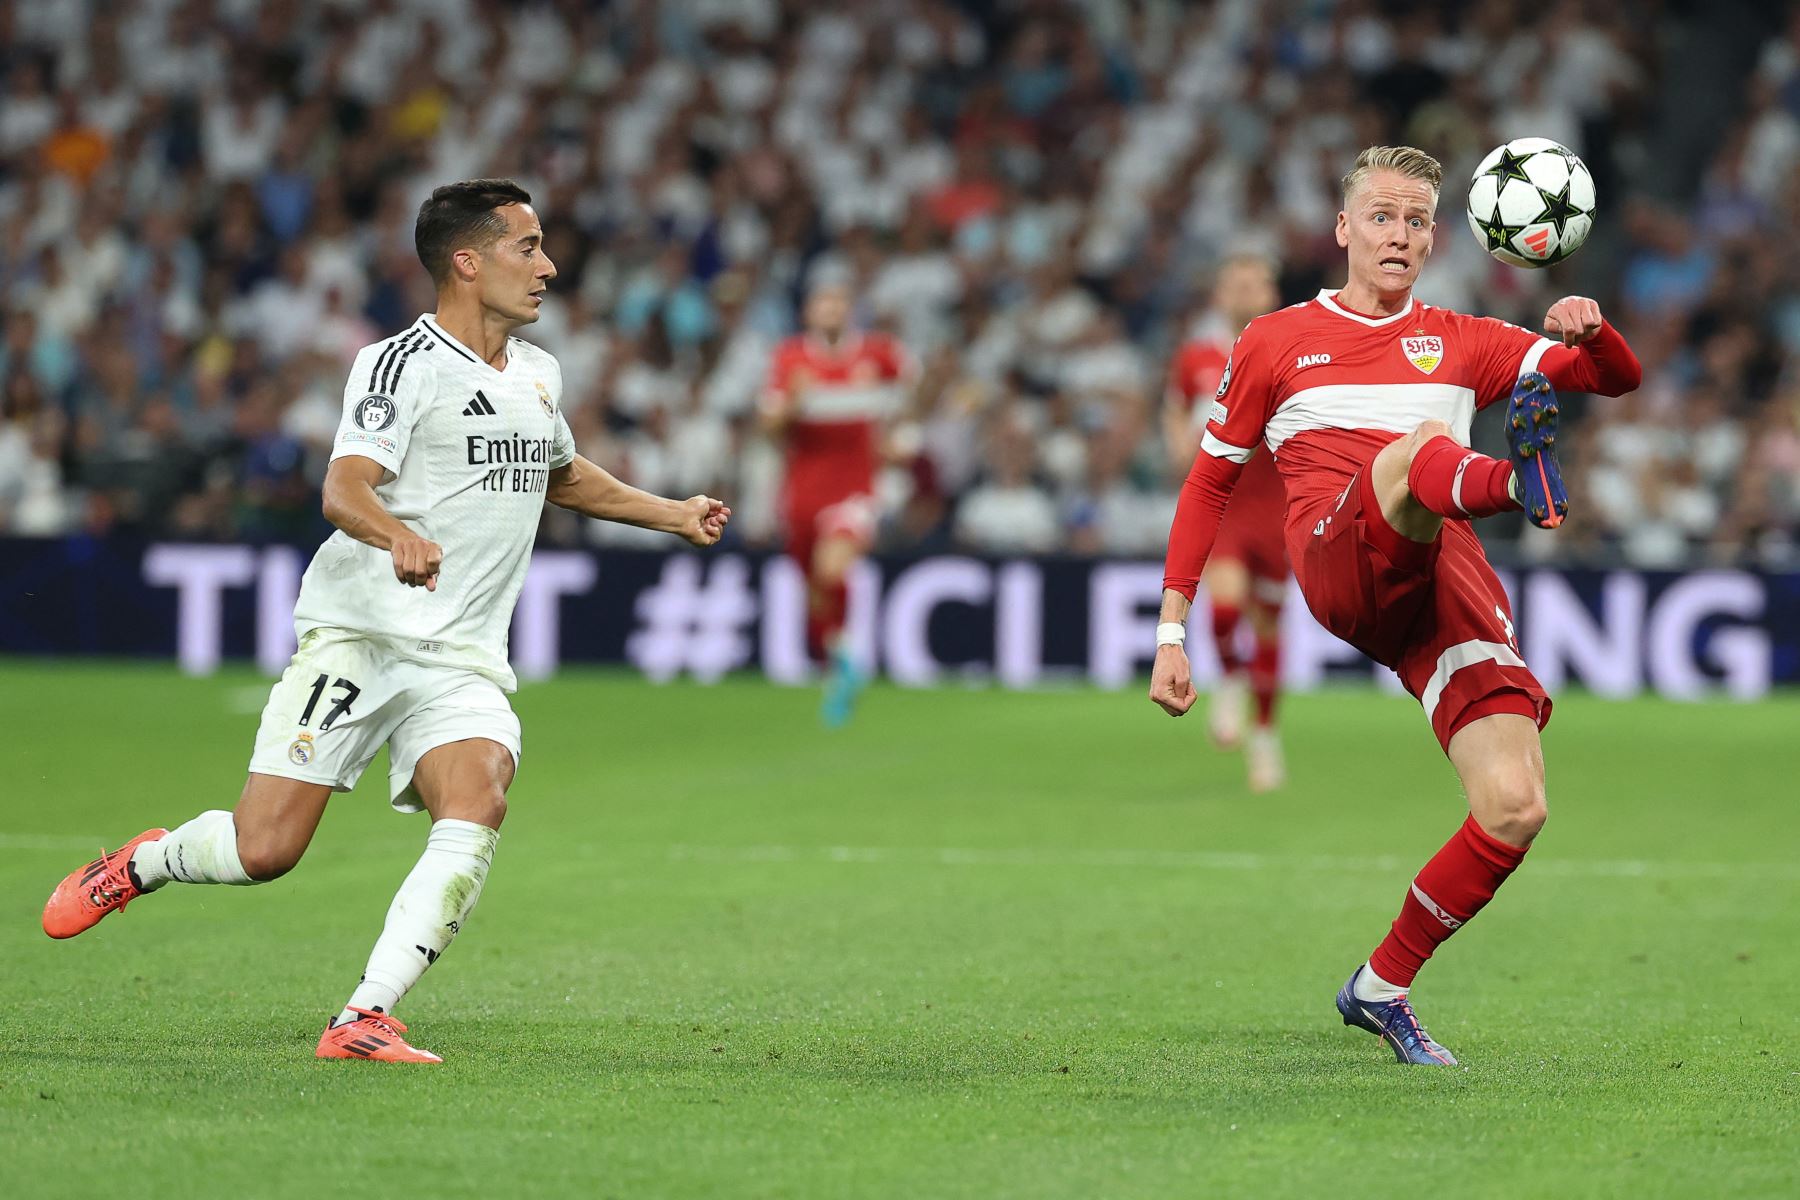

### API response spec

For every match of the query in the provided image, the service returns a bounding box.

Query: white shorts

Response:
[248,629,522,813]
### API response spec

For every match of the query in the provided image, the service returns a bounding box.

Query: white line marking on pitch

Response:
[0,834,114,852]
[666,843,1800,882]
[7,834,1794,885]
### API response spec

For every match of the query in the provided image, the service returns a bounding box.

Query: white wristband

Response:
[1155,622,1186,647]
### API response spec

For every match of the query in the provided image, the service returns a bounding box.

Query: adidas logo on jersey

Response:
[462,391,497,417]
[1295,353,1332,369]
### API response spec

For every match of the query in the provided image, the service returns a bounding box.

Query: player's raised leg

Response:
[1369,371,1567,542]
[1368,418,1509,544]
[42,774,331,939]
[318,738,510,1063]
[1338,713,1544,1065]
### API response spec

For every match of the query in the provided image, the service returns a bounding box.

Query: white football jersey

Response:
[293,313,576,691]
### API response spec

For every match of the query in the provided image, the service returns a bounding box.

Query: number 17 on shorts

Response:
[248,631,399,792]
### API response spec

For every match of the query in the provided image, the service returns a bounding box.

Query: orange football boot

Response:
[42,828,169,939]
[316,1008,444,1063]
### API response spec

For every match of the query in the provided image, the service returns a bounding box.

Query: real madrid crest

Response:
[288,732,315,766]
[1402,335,1444,375]
[534,380,555,417]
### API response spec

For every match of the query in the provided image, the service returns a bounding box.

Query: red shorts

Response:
[1211,452,1289,610]
[1212,499,1290,611]
[785,492,877,571]
[1291,466,1550,752]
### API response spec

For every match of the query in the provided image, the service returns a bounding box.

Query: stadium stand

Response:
[0,0,1795,568]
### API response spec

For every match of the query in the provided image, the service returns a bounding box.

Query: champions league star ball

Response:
[1465,138,1596,268]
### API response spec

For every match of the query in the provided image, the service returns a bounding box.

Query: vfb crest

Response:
[1402,335,1444,375]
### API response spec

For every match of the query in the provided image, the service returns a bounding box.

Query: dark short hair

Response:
[414,178,533,286]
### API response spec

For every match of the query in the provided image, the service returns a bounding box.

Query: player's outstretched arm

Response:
[547,455,730,546]
[322,456,444,590]
[1538,296,1642,396]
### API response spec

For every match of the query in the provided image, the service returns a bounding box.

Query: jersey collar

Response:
[1314,290,1415,328]
[422,314,511,372]
[804,331,864,359]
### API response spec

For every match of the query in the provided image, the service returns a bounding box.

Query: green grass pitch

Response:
[2,661,1796,1198]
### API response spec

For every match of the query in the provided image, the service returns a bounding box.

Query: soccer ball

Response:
[1465,138,1596,268]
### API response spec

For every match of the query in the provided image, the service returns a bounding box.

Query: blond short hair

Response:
[1341,146,1443,206]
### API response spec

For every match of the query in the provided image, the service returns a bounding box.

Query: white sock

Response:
[1353,961,1409,1003]
[129,810,253,890]
[336,819,499,1026]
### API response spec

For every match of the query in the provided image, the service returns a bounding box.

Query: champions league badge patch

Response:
[535,381,555,417]
[1403,335,1444,375]
[288,732,315,766]
[355,394,398,431]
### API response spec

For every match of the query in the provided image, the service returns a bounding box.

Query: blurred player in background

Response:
[1163,254,1288,791]
[42,179,730,1062]
[762,281,914,727]
[1150,146,1641,1065]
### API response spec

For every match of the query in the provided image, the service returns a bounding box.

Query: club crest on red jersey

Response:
[1402,335,1444,375]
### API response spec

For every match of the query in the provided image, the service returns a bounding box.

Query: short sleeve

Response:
[331,336,434,481]
[546,355,576,469]
[1200,320,1279,463]
[550,410,576,469]
[1464,314,1558,409]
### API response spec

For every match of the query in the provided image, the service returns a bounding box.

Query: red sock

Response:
[1211,602,1244,673]
[1368,815,1529,988]
[1406,435,1519,519]
[807,579,849,663]
[1249,634,1279,727]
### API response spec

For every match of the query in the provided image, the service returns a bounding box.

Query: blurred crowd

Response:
[1,0,1798,568]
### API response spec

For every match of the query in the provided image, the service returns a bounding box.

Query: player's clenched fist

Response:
[679,496,732,547]
[391,532,444,590]
[1543,296,1604,347]
[1148,644,1199,717]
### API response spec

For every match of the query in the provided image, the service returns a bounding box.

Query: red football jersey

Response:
[1202,290,1556,526]
[763,332,911,508]
[1167,337,1285,523]
[1164,290,1641,602]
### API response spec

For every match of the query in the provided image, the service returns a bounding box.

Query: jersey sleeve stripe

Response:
[367,337,405,392]
[1519,336,1557,377]
[364,320,429,391]
[380,331,430,394]
[376,331,415,393]
[1200,430,1256,463]
[387,337,435,393]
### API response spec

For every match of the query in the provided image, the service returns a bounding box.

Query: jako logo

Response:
[1295,353,1332,369]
